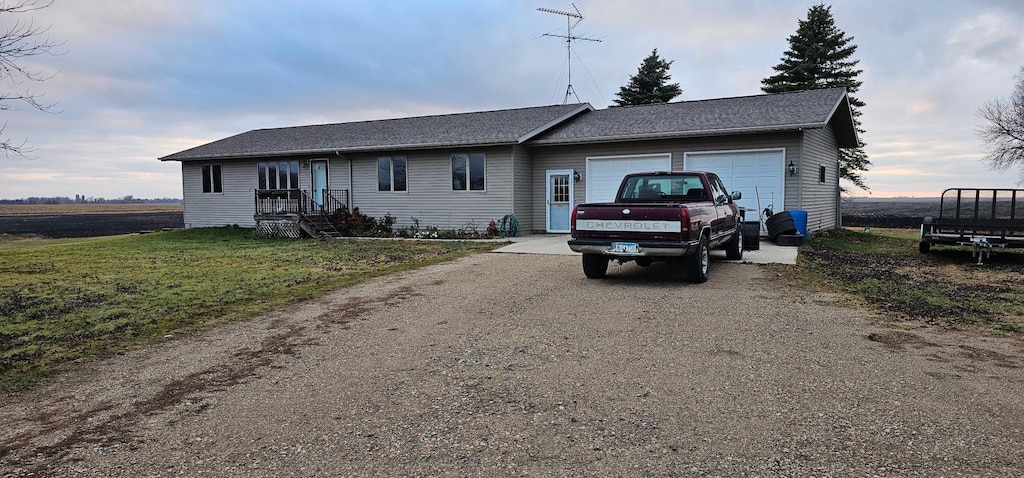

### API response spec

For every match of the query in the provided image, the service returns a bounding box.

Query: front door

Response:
[546,170,573,233]
[311,160,328,207]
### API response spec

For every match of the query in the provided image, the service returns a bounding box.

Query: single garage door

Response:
[586,154,672,203]
[685,150,785,230]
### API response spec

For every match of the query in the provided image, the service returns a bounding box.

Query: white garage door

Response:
[685,150,785,226]
[586,154,672,203]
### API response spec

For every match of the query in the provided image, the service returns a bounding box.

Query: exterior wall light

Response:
[788,161,797,176]
[573,170,582,182]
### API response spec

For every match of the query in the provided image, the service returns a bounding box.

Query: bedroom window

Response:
[201,164,222,193]
[377,156,407,192]
[452,153,485,191]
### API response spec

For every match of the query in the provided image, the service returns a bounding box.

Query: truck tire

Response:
[582,253,609,278]
[725,227,743,260]
[687,235,710,283]
[766,211,798,242]
[919,241,931,253]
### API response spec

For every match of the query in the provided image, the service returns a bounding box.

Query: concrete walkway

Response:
[493,233,800,264]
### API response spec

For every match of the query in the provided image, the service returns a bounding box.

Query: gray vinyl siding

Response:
[511,144,533,228]
[528,132,802,233]
[181,161,259,228]
[348,146,516,230]
[800,125,840,231]
[181,157,354,228]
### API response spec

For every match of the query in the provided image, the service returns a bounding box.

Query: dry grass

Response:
[0,204,182,215]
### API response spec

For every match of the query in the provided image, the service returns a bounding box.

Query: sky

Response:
[1,0,1023,200]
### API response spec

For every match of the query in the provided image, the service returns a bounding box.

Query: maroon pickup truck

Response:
[568,171,743,283]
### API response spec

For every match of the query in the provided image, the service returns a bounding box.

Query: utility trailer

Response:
[919,188,1024,264]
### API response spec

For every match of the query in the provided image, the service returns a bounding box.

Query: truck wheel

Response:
[725,227,743,260]
[687,235,710,283]
[919,241,931,253]
[582,253,609,278]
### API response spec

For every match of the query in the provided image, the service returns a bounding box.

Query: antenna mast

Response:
[537,3,601,104]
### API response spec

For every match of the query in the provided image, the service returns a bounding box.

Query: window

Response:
[819,165,827,183]
[377,156,407,192]
[201,164,222,194]
[257,161,299,190]
[452,153,485,190]
[257,161,300,197]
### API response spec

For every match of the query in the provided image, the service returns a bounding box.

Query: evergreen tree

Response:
[613,48,682,106]
[762,4,870,190]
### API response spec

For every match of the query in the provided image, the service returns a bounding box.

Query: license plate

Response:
[610,242,641,255]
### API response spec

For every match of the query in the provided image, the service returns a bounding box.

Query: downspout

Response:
[797,130,804,210]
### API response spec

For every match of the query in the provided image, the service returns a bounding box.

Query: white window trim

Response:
[377,156,408,193]
[201,163,223,195]
[451,152,486,192]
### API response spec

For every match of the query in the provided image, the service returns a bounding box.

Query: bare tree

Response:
[977,66,1024,181]
[0,0,60,157]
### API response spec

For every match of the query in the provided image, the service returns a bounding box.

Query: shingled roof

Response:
[160,103,593,161]
[529,88,858,148]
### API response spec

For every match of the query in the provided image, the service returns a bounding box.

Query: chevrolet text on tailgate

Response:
[568,171,743,283]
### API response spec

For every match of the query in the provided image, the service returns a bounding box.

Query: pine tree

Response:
[762,4,870,190]
[613,48,682,106]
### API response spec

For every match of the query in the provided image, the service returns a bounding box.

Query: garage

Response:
[685,149,785,228]
[585,153,672,203]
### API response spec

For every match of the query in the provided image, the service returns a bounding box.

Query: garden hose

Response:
[499,214,520,237]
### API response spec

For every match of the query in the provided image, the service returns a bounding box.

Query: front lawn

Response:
[781,228,1024,335]
[0,228,501,392]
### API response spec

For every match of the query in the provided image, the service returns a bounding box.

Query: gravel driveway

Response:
[2,253,1023,476]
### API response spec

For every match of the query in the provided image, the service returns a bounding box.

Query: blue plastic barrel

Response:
[790,210,808,237]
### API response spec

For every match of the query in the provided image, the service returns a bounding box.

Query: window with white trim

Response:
[377,156,407,192]
[451,153,485,191]
[201,164,222,194]
[257,161,300,198]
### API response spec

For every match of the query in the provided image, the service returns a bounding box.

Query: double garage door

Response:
[585,150,784,226]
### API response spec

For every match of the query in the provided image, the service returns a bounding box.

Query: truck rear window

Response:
[619,174,706,201]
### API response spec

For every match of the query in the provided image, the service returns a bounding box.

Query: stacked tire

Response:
[765,211,798,243]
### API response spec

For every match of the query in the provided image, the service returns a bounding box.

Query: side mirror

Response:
[731,191,742,200]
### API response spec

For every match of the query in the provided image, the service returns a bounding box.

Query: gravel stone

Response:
[2,253,1023,476]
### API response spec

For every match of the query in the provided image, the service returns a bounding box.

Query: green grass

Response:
[789,228,1024,335]
[0,228,501,392]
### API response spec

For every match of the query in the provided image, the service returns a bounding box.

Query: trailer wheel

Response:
[919,241,931,253]
[582,253,609,278]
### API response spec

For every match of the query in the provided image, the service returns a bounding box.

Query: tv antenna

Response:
[537,3,601,104]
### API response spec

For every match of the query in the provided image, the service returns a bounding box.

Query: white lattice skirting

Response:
[255,219,302,238]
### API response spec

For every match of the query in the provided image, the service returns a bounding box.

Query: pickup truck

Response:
[568,171,743,282]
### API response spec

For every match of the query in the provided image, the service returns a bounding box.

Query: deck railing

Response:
[255,189,305,215]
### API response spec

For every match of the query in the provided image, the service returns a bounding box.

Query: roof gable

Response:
[529,88,859,148]
[161,103,593,161]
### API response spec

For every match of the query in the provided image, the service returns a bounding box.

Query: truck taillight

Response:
[679,208,690,233]
[570,206,578,232]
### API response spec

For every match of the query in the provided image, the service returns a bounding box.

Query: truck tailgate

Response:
[573,203,687,241]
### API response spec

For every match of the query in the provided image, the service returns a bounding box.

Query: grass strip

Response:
[789,228,1024,335]
[0,227,501,392]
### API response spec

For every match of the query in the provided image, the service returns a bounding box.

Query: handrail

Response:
[322,189,349,214]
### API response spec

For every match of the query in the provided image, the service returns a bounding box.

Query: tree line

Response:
[0,196,181,204]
